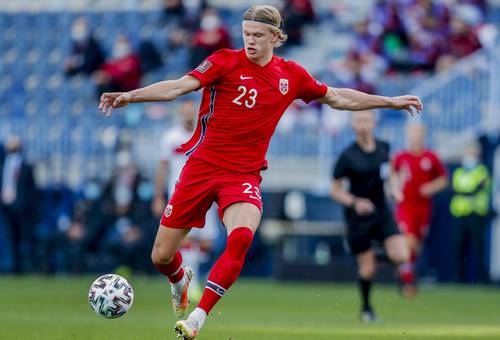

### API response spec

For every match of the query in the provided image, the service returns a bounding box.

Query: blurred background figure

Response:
[450,142,491,283]
[0,135,38,273]
[190,8,231,68]
[93,35,142,97]
[154,99,219,301]
[282,0,316,46]
[391,123,447,297]
[64,17,105,77]
[331,111,408,322]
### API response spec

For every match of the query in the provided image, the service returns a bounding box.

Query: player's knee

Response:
[359,263,376,279]
[389,247,408,265]
[150,244,176,266]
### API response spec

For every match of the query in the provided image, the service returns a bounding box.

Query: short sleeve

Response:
[187,49,236,88]
[292,62,328,104]
[333,152,349,179]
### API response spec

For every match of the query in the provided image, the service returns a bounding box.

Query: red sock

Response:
[154,251,185,283]
[399,251,416,285]
[198,227,254,314]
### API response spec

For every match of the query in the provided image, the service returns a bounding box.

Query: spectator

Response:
[190,8,231,69]
[0,135,38,273]
[77,151,154,273]
[447,5,482,58]
[138,31,163,74]
[93,35,142,97]
[160,0,187,26]
[64,17,105,77]
[282,0,315,45]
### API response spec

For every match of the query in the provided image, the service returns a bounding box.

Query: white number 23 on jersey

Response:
[232,86,257,108]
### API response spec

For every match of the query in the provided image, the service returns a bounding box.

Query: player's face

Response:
[406,124,426,149]
[351,111,375,136]
[242,21,276,62]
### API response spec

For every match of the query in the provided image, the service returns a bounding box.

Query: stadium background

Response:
[1,0,500,339]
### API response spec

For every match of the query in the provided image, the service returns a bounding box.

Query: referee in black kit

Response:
[330,110,409,322]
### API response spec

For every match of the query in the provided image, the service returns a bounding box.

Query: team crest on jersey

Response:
[165,204,173,217]
[195,60,212,73]
[420,157,432,171]
[279,79,289,95]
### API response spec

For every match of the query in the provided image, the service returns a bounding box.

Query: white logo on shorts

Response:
[165,204,173,217]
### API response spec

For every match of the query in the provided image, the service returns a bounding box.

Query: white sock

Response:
[189,307,207,329]
[171,270,187,292]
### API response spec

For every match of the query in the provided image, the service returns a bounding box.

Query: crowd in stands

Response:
[324,0,490,104]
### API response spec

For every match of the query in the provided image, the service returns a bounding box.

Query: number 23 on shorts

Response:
[242,183,261,201]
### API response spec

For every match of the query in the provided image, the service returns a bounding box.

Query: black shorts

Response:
[344,206,400,255]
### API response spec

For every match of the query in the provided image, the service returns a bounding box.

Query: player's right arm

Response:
[331,179,375,215]
[98,75,200,117]
[331,154,374,215]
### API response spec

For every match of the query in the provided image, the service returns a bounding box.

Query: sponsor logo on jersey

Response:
[240,75,253,80]
[279,78,289,95]
[195,60,212,73]
[165,204,173,217]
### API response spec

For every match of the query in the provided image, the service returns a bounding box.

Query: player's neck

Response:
[409,146,424,154]
[356,136,376,152]
[247,52,273,67]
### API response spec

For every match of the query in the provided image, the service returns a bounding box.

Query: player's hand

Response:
[98,92,132,117]
[390,95,423,115]
[353,198,375,215]
[390,186,404,202]
[419,183,434,197]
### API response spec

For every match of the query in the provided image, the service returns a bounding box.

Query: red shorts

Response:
[160,157,263,229]
[395,203,431,239]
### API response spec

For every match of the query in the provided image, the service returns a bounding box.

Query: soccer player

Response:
[153,98,219,301]
[98,5,422,339]
[391,123,447,296]
[330,110,409,322]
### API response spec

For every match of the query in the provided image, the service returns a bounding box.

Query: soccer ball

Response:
[88,274,134,318]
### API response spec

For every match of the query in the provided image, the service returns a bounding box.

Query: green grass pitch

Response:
[0,276,499,339]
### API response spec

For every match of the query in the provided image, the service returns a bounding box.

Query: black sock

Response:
[358,278,372,311]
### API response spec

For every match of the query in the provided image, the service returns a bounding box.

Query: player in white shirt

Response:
[153,99,219,301]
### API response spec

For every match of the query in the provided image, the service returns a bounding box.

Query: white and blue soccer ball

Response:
[88,274,134,319]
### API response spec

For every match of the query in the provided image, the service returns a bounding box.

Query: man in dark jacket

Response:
[0,136,38,273]
[64,17,105,77]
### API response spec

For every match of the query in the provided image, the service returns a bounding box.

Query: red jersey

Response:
[393,150,446,205]
[182,48,328,172]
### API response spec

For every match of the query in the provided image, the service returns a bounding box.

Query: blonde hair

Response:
[243,5,288,47]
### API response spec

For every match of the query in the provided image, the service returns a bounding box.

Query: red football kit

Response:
[160,48,327,228]
[392,150,446,238]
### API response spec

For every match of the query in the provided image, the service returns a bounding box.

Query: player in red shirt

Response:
[391,123,447,297]
[99,5,422,339]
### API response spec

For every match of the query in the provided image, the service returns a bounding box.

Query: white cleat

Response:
[174,318,200,340]
[171,266,194,318]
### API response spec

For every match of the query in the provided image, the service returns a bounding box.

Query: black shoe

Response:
[360,308,378,322]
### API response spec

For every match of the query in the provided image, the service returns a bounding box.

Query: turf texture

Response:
[0,276,499,339]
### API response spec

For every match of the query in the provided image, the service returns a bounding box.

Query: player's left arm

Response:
[317,87,423,114]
